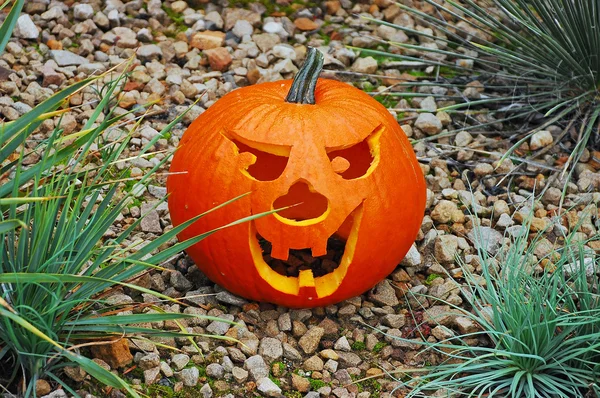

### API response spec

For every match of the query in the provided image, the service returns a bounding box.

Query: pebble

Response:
[50,50,88,66]
[244,355,269,381]
[351,57,378,74]
[415,113,443,135]
[180,367,200,387]
[14,15,40,39]
[298,326,325,354]
[530,130,553,150]
[256,377,282,396]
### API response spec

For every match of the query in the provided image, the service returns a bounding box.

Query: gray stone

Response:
[74,4,95,20]
[468,226,503,255]
[434,235,459,264]
[180,367,200,387]
[415,113,443,135]
[350,56,378,74]
[232,20,254,37]
[256,377,282,396]
[139,352,160,369]
[160,361,174,377]
[200,383,213,398]
[143,367,161,385]
[333,336,351,352]
[282,342,302,361]
[171,354,190,370]
[368,279,399,307]
[14,15,40,39]
[232,366,248,383]
[206,314,235,335]
[400,244,421,266]
[206,363,224,379]
[140,205,162,233]
[41,6,65,20]
[170,271,193,292]
[244,355,269,381]
[50,50,88,66]
[382,314,405,328]
[258,337,283,363]
[137,44,163,62]
[215,290,248,307]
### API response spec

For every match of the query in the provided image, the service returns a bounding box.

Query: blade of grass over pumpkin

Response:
[0,0,24,55]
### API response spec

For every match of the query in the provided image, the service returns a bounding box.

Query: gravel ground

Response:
[4,0,600,397]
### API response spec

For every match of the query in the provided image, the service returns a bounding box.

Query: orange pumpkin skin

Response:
[167,74,426,308]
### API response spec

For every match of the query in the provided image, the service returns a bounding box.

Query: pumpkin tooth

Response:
[270,243,289,261]
[311,242,327,258]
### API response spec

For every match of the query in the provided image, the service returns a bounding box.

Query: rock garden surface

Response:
[4,0,600,397]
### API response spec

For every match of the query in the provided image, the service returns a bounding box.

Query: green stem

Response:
[285,47,324,105]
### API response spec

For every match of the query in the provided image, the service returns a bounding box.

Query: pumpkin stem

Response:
[285,47,324,105]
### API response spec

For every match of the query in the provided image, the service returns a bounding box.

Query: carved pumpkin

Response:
[167,48,426,308]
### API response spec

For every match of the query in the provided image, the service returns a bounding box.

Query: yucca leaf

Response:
[0,0,24,55]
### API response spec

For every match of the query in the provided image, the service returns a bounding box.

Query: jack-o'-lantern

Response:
[167,48,426,308]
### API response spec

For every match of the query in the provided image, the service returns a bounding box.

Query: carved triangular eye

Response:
[327,126,382,180]
[230,138,289,181]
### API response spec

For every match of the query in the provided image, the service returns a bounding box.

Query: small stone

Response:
[200,383,213,398]
[258,337,283,363]
[455,317,479,334]
[496,213,514,229]
[382,314,405,328]
[294,17,319,31]
[333,336,351,352]
[400,244,421,266]
[530,130,553,150]
[206,363,225,379]
[434,235,459,264]
[415,113,443,135]
[431,325,455,340]
[233,20,254,37]
[144,367,161,385]
[272,44,296,60]
[180,367,200,387]
[190,31,226,50]
[351,56,378,74]
[74,4,95,20]
[90,338,133,369]
[303,355,324,371]
[204,47,232,72]
[455,131,473,147]
[292,373,311,392]
[63,366,86,382]
[14,15,40,39]
[139,353,160,370]
[474,163,494,176]
[468,226,503,255]
[232,366,249,383]
[170,271,193,292]
[160,361,174,377]
[171,354,190,371]
[431,200,464,224]
[36,380,52,396]
[137,44,163,62]
[420,96,437,112]
[256,377,282,396]
[368,279,399,306]
[299,327,325,354]
[50,50,88,66]
[244,355,269,381]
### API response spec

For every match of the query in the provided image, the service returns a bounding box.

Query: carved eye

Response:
[230,138,289,182]
[327,126,381,180]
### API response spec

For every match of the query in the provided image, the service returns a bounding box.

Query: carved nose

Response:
[273,181,328,222]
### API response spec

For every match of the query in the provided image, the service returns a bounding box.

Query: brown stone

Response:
[36,380,52,396]
[47,39,63,50]
[204,47,232,72]
[89,338,133,369]
[324,0,341,14]
[294,17,319,31]
[190,31,225,50]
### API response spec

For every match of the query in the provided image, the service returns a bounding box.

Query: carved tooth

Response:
[299,269,315,288]
[311,242,327,257]
[270,244,289,261]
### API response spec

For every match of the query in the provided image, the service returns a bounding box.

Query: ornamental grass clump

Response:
[375,218,600,397]
[361,0,600,203]
[0,1,271,396]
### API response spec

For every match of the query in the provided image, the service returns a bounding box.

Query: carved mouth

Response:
[248,204,363,300]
